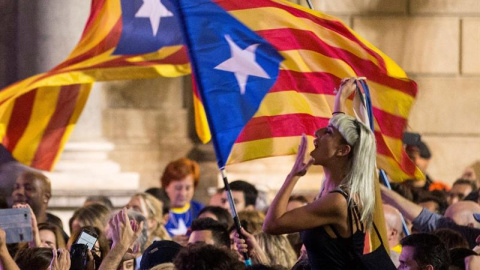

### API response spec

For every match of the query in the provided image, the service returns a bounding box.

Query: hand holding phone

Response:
[75,229,98,250]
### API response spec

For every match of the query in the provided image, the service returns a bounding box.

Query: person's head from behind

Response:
[254,232,297,269]
[161,158,200,208]
[311,114,376,226]
[220,180,258,213]
[69,203,111,236]
[431,228,468,250]
[14,247,52,270]
[382,204,404,248]
[399,233,449,270]
[444,200,480,228]
[448,248,477,270]
[11,171,51,217]
[198,206,233,228]
[174,242,245,270]
[84,195,114,211]
[140,240,182,270]
[447,179,477,205]
[188,217,230,248]
[38,222,66,250]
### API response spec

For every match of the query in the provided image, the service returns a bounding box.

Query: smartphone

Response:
[0,208,32,244]
[75,229,98,250]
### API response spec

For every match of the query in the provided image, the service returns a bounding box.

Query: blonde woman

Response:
[263,78,377,269]
[126,193,170,246]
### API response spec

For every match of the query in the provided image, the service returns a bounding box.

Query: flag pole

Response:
[220,168,252,266]
[173,1,253,264]
[356,78,410,237]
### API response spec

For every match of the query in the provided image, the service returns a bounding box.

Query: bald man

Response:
[444,201,480,229]
[383,204,404,267]
[381,185,480,248]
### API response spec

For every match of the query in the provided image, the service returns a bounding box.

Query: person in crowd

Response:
[447,179,477,205]
[160,158,204,244]
[417,190,448,215]
[188,217,230,248]
[448,248,477,270]
[431,228,469,250]
[263,78,377,269]
[398,233,449,270]
[197,206,234,229]
[84,195,115,211]
[14,247,54,270]
[383,204,404,267]
[254,232,297,269]
[11,171,64,227]
[402,132,449,192]
[98,208,143,270]
[381,185,480,248]
[126,193,170,245]
[173,242,245,270]
[38,222,66,250]
[220,180,258,213]
[68,225,110,269]
[145,187,171,223]
[208,188,224,207]
[139,240,182,270]
[125,210,148,270]
[69,203,111,236]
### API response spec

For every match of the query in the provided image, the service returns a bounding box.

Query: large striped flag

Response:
[0,0,190,170]
[193,0,422,182]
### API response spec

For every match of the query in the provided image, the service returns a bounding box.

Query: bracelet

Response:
[332,111,345,115]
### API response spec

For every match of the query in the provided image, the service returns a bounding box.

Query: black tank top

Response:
[301,189,365,270]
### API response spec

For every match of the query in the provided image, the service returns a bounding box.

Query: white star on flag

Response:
[135,0,173,36]
[168,219,188,235]
[215,35,270,95]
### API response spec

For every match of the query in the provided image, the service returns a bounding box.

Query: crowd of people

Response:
[0,78,479,270]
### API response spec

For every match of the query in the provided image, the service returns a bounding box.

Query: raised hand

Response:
[49,248,71,270]
[289,134,314,177]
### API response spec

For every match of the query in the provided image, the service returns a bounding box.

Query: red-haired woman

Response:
[161,158,204,245]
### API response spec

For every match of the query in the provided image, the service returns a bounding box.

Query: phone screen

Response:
[75,231,97,250]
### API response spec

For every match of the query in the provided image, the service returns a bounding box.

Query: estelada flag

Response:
[193,0,422,182]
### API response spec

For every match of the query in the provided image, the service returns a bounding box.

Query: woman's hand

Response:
[233,228,269,265]
[49,248,71,270]
[334,77,357,113]
[289,134,314,178]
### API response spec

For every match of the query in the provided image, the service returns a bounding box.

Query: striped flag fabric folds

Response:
[0,0,190,170]
[193,0,422,182]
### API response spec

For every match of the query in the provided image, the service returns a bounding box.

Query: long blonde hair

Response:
[133,193,171,243]
[254,232,297,268]
[329,114,376,228]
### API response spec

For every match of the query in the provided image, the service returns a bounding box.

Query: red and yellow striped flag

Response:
[0,0,190,170]
[193,0,422,182]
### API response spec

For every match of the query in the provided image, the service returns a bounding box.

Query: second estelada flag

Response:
[173,0,284,168]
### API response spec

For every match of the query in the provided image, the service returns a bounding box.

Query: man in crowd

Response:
[447,179,477,205]
[188,217,230,248]
[220,180,258,213]
[381,185,480,248]
[399,233,449,270]
[383,204,404,267]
